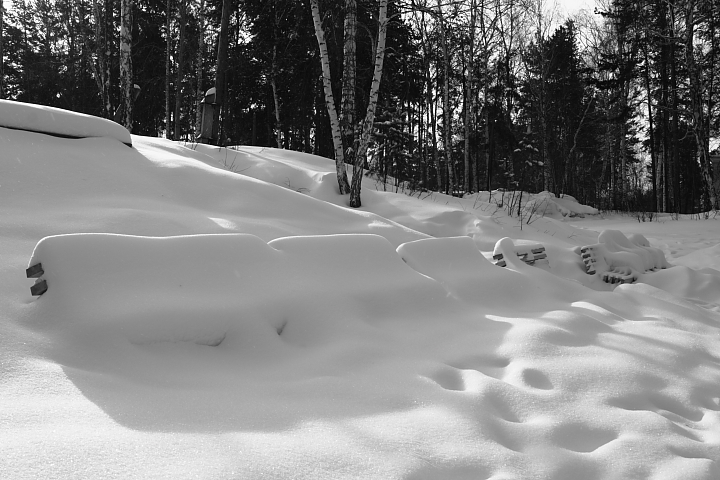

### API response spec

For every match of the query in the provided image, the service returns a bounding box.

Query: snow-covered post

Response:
[198,87,217,143]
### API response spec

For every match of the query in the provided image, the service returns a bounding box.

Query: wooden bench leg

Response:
[27,263,47,296]
[26,263,44,278]
[31,279,48,296]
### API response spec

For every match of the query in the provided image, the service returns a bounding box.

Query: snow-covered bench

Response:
[492,239,548,268]
[0,99,132,146]
[578,230,670,285]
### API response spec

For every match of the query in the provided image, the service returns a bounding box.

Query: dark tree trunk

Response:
[213,0,231,145]
[173,0,187,140]
[120,0,133,131]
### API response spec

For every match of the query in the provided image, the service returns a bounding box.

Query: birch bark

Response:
[310,0,350,194]
[349,0,389,207]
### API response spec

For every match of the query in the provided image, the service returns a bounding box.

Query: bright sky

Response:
[558,0,599,15]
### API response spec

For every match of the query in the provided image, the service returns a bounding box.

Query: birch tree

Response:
[270,41,282,148]
[310,0,350,194]
[349,0,389,207]
[310,0,389,206]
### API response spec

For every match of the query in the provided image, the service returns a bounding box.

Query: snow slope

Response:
[2,104,720,479]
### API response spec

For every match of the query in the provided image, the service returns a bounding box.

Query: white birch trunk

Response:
[349,0,388,207]
[310,0,350,194]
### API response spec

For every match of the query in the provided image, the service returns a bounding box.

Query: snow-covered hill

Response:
[2,102,719,479]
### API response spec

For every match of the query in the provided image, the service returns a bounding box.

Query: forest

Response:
[0,0,718,213]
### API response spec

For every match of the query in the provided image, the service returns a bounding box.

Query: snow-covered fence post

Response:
[197,88,217,144]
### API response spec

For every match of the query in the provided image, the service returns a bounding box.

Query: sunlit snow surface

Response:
[0,99,132,146]
[1,109,720,479]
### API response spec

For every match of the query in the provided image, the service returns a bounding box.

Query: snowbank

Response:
[0,99,132,146]
[2,113,720,479]
[524,191,599,219]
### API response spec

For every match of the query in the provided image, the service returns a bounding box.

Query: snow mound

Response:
[27,232,446,348]
[597,229,671,271]
[551,193,599,216]
[0,99,132,146]
[524,191,599,219]
[4,113,720,479]
[673,242,720,272]
[642,265,720,310]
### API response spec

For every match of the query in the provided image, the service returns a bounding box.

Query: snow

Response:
[0,99,132,146]
[2,102,720,479]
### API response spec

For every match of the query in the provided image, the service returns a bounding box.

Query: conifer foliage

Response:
[1,0,718,212]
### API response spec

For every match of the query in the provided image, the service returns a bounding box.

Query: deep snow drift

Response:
[1,103,719,479]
